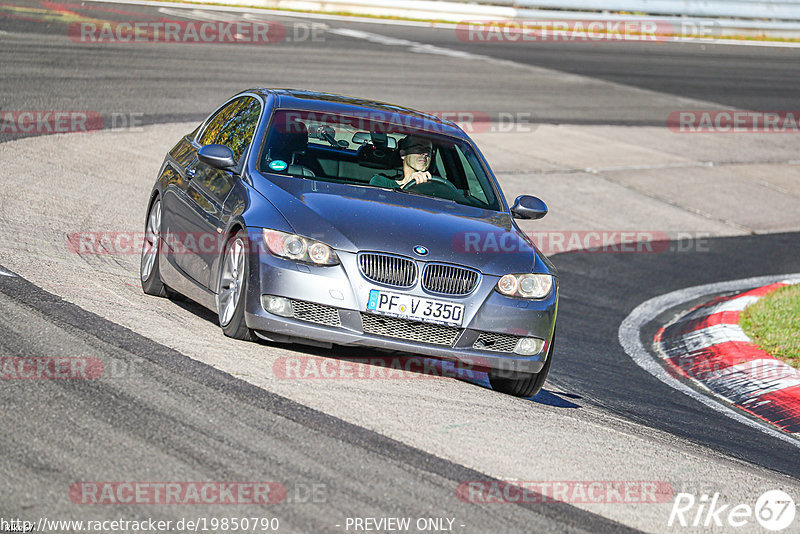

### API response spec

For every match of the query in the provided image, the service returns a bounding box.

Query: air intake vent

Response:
[361,313,460,346]
[358,253,417,288]
[473,332,521,353]
[292,300,342,327]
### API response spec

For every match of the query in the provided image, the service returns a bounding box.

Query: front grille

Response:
[291,300,341,327]
[473,332,521,353]
[361,313,460,346]
[359,253,417,288]
[423,263,480,295]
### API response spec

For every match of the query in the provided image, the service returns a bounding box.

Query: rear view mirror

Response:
[352,131,397,149]
[510,195,548,220]
[198,144,236,170]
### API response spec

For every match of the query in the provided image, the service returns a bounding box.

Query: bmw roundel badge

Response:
[413,245,429,256]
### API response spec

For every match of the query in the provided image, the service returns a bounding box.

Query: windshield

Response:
[258,110,502,211]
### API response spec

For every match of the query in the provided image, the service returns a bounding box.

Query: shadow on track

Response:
[160,288,582,408]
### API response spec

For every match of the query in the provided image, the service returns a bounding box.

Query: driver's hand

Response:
[410,171,431,184]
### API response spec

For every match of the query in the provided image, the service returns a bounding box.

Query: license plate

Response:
[366,290,464,327]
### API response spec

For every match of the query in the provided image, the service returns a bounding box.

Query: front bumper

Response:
[244,245,558,374]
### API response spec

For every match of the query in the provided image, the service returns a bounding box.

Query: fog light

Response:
[262,295,293,317]
[513,337,544,356]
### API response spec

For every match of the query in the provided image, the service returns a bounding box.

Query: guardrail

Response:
[495,0,800,21]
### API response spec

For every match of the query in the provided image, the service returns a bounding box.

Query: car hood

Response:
[252,174,542,276]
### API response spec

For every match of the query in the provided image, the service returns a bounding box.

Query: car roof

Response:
[245,88,465,138]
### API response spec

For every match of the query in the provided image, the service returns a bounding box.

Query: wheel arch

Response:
[212,221,248,295]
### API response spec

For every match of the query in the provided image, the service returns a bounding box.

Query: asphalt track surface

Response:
[2,0,800,139]
[2,2,800,532]
[0,272,637,533]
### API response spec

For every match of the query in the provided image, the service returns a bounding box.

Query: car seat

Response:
[265,119,316,177]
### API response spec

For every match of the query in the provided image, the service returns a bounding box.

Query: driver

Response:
[369,135,433,189]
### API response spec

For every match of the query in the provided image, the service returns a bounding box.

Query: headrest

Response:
[273,118,308,154]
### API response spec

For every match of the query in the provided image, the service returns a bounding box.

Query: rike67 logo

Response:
[669,490,795,531]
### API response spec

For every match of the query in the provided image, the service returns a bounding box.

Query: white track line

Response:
[157,7,250,22]
[323,26,718,106]
[619,273,800,448]
[0,267,17,277]
[326,27,479,59]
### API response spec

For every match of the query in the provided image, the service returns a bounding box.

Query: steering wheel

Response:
[402,176,461,200]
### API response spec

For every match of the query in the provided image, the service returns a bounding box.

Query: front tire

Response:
[140,198,167,297]
[217,230,256,341]
[489,329,555,398]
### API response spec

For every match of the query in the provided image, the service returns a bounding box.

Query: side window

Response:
[215,98,261,161]
[198,99,244,147]
[197,97,261,162]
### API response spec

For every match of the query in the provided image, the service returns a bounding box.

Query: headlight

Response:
[263,229,339,265]
[496,273,553,299]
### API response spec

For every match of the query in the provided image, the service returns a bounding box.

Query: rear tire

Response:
[140,198,167,297]
[217,230,256,341]
[489,329,555,398]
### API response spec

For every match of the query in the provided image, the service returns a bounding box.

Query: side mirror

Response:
[198,144,236,170]
[510,195,548,220]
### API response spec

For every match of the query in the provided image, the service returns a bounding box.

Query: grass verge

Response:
[740,284,800,369]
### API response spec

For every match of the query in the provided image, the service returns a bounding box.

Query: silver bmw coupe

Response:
[141,89,558,397]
